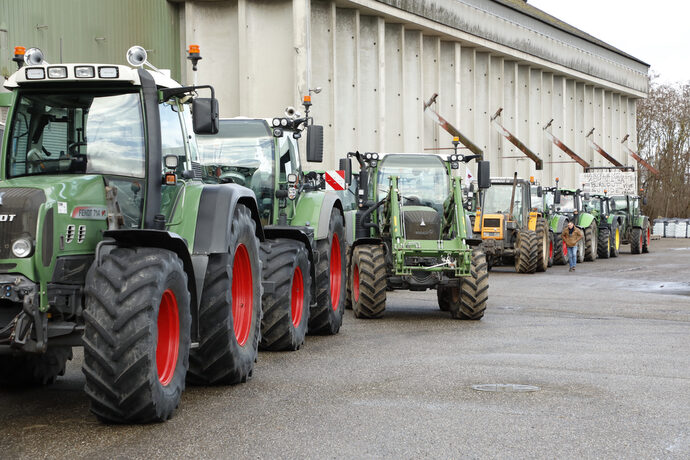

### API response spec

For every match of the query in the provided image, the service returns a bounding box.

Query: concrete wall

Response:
[181,0,648,188]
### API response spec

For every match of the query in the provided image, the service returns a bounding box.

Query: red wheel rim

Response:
[232,244,253,346]
[291,267,304,328]
[549,239,553,259]
[646,228,650,246]
[353,263,360,302]
[562,240,567,257]
[640,233,643,249]
[157,289,180,386]
[329,233,342,311]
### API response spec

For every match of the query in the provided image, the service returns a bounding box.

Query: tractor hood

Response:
[0,175,108,281]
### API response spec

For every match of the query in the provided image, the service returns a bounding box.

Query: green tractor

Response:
[581,193,618,259]
[0,47,266,423]
[609,194,651,254]
[196,97,347,351]
[546,185,599,265]
[342,144,491,320]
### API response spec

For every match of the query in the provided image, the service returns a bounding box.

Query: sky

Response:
[527,0,690,85]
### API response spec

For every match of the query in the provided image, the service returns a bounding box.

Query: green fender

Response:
[633,215,648,228]
[577,212,595,229]
[292,191,344,240]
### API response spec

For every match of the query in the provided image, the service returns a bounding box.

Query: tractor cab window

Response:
[7,91,145,178]
[196,119,275,224]
[611,196,628,212]
[377,154,449,215]
[554,194,576,213]
[159,101,186,174]
[531,186,543,211]
[631,197,640,215]
[584,197,604,214]
[481,183,527,226]
[277,136,293,180]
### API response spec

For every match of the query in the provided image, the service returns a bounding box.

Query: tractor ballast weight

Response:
[0,47,265,423]
[344,146,489,320]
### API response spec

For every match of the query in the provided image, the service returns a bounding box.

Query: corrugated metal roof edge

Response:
[492,0,649,67]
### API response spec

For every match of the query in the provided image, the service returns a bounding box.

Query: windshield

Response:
[376,154,449,213]
[611,196,628,212]
[197,119,275,223]
[482,183,526,214]
[531,186,543,211]
[7,92,145,178]
[584,197,604,214]
[555,193,576,213]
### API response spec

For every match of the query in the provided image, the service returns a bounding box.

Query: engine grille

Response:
[403,209,441,240]
[0,188,45,259]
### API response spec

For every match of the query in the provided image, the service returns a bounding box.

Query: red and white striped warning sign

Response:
[324,170,346,191]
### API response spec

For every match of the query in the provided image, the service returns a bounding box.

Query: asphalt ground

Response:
[1,238,689,459]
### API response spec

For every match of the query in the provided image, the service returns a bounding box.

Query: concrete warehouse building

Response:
[1,0,649,187]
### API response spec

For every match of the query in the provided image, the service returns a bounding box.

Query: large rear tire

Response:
[450,249,489,320]
[259,239,311,351]
[351,244,387,319]
[552,231,567,265]
[514,230,537,274]
[83,247,191,423]
[187,204,261,385]
[631,227,643,254]
[309,209,346,334]
[584,223,597,261]
[535,218,549,272]
[597,227,611,259]
[0,347,72,386]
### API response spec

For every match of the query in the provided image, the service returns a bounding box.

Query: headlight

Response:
[280,118,288,127]
[75,66,95,78]
[47,66,68,79]
[25,68,45,80]
[272,118,281,127]
[12,238,33,258]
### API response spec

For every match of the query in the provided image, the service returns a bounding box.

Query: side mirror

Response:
[192,98,219,134]
[583,192,590,201]
[306,125,324,162]
[643,196,648,206]
[339,158,352,185]
[537,186,543,197]
[477,161,490,189]
[469,183,475,193]
[554,189,561,204]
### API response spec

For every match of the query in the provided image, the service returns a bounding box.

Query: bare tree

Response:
[637,75,690,219]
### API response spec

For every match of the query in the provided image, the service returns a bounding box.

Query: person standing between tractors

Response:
[562,221,584,272]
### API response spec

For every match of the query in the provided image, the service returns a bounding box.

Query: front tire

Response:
[447,250,489,320]
[631,227,643,254]
[642,225,651,253]
[514,230,537,274]
[309,209,346,334]
[597,227,611,259]
[552,231,567,265]
[259,239,311,351]
[609,221,621,257]
[535,218,549,272]
[584,223,597,261]
[351,244,386,319]
[83,247,191,423]
[187,204,261,385]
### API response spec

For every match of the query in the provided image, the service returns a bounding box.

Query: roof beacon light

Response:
[187,44,202,71]
[13,46,26,68]
[24,47,46,66]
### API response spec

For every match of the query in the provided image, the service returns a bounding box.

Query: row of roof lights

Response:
[25,66,119,80]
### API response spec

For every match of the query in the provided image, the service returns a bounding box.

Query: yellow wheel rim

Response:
[615,228,620,249]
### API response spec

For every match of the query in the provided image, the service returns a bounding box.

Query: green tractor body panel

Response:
[576,211,595,229]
